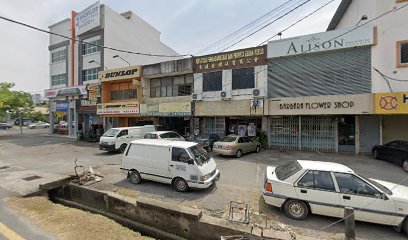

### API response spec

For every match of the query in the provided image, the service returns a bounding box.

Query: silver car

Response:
[213,135,261,158]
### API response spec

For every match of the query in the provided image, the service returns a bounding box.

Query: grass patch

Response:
[7,196,153,240]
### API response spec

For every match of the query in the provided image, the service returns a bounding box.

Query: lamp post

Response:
[88,60,108,70]
[355,15,368,27]
[112,55,131,66]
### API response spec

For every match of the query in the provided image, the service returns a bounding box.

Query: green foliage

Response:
[0,82,34,118]
[250,130,269,149]
[28,111,47,122]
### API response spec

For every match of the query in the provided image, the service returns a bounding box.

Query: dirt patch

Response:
[7,196,153,240]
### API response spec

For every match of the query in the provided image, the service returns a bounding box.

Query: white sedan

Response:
[144,131,185,141]
[262,160,408,235]
[28,122,50,129]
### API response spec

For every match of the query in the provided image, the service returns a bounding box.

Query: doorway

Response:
[338,116,355,152]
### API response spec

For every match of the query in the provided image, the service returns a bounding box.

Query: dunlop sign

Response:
[193,45,267,73]
[99,66,141,82]
[375,92,408,114]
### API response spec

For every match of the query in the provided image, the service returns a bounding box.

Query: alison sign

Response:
[267,25,374,58]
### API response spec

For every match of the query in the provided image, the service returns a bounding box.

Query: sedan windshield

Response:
[219,136,236,142]
[102,129,119,137]
[188,145,211,166]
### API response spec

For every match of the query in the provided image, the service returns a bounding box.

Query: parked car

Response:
[99,125,156,153]
[213,135,261,158]
[144,131,185,141]
[262,160,408,235]
[190,134,221,152]
[0,122,12,129]
[28,122,50,129]
[121,139,220,192]
[372,140,408,172]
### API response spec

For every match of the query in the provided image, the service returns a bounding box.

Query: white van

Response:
[99,125,156,153]
[121,139,220,192]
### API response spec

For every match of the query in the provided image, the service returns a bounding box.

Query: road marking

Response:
[0,222,25,240]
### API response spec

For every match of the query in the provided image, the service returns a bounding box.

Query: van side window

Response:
[118,130,128,137]
[172,147,190,163]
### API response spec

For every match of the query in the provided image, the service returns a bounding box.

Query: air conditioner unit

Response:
[192,93,202,101]
[220,91,231,100]
[252,88,265,98]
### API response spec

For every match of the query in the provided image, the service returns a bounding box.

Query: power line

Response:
[0,15,191,58]
[219,0,313,52]
[258,0,337,46]
[195,0,296,55]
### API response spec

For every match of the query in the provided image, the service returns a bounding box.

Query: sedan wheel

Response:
[236,149,242,158]
[255,146,261,153]
[284,200,309,220]
[373,149,379,159]
[402,160,408,172]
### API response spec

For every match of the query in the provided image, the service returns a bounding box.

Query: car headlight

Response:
[200,173,212,181]
[108,142,115,145]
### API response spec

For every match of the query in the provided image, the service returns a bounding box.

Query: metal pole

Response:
[344,207,355,240]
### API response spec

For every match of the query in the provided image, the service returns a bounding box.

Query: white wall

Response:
[49,19,71,45]
[193,65,268,101]
[103,5,180,69]
[335,0,408,93]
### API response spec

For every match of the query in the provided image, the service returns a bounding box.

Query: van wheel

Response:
[284,199,309,220]
[119,144,127,153]
[236,149,242,158]
[402,160,408,173]
[174,178,189,192]
[128,170,141,184]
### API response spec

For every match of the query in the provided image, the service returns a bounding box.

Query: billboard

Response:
[375,92,408,114]
[75,2,100,36]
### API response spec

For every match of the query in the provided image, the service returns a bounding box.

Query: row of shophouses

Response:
[45,0,408,154]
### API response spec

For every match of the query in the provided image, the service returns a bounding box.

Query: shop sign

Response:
[268,94,373,115]
[87,83,99,102]
[49,102,56,112]
[97,102,139,115]
[99,66,141,82]
[193,45,267,73]
[56,100,69,112]
[75,2,100,36]
[44,85,87,98]
[195,99,264,116]
[267,25,374,58]
[375,92,408,114]
[140,102,192,116]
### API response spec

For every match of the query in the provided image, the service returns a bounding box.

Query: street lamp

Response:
[89,60,108,70]
[355,15,368,27]
[112,55,131,66]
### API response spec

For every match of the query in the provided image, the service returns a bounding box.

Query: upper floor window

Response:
[203,71,222,92]
[232,67,255,90]
[111,82,137,100]
[82,67,100,82]
[397,40,408,67]
[51,74,66,86]
[150,74,193,98]
[82,39,101,55]
[51,49,66,63]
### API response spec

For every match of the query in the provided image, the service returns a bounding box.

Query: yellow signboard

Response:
[195,99,264,116]
[99,65,141,82]
[375,92,408,114]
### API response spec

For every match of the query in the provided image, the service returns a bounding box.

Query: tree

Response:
[0,82,34,132]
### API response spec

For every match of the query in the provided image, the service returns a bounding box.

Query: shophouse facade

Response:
[192,46,268,137]
[45,2,179,137]
[327,0,408,144]
[267,24,377,153]
[141,58,193,136]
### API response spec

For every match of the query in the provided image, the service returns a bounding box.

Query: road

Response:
[0,127,407,239]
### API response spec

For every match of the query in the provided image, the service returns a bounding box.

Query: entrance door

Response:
[359,116,381,153]
[338,116,355,152]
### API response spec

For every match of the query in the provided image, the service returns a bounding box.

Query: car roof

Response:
[130,139,196,148]
[297,160,354,173]
[110,126,155,130]
[146,131,177,134]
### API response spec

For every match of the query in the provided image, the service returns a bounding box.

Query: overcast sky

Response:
[0,0,341,94]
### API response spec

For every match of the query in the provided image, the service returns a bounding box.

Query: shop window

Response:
[397,41,408,67]
[51,74,66,86]
[203,71,222,92]
[51,49,66,63]
[111,83,137,100]
[82,39,101,55]
[82,67,100,82]
[232,67,255,90]
[150,74,193,98]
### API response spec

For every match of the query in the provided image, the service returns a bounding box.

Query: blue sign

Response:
[56,100,69,112]
[89,114,93,124]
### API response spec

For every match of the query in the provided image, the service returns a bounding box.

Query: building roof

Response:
[326,0,352,31]
[297,160,354,173]
[130,139,197,148]
[48,18,71,29]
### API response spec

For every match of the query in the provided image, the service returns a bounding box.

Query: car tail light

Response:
[225,145,232,150]
[264,181,273,192]
[144,135,146,139]
[156,134,158,139]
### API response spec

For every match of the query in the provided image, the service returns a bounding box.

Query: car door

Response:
[169,147,197,181]
[237,137,246,152]
[116,130,128,147]
[295,170,342,218]
[333,172,397,225]
[383,141,400,163]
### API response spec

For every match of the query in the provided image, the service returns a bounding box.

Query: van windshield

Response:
[103,129,120,137]
[188,145,210,166]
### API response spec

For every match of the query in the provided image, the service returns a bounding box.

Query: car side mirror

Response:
[187,159,195,165]
[381,193,389,201]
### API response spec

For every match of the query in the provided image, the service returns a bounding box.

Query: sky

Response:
[0,0,341,94]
